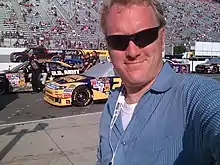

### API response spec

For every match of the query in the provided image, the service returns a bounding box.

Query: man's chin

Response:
[125,79,148,88]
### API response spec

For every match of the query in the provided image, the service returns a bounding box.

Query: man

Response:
[28,54,41,93]
[58,53,65,62]
[96,0,220,165]
[91,50,100,65]
[82,52,92,71]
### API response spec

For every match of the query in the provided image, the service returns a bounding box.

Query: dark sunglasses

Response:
[106,26,161,51]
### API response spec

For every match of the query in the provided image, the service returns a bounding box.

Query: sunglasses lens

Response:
[106,27,160,50]
[135,27,159,48]
[106,35,129,51]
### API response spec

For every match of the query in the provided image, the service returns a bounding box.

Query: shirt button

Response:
[122,142,126,146]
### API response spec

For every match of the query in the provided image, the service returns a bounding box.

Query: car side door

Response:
[45,62,79,78]
[5,63,31,91]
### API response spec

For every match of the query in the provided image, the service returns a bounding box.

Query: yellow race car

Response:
[44,62,122,107]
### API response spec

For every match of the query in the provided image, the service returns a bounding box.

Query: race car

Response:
[195,58,220,74]
[44,62,122,107]
[0,61,79,95]
[163,59,190,73]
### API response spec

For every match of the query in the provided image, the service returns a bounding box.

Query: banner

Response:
[82,50,109,57]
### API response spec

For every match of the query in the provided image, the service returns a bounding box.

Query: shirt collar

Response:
[151,62,177,92]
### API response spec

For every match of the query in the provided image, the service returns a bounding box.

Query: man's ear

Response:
[160,28,166,52]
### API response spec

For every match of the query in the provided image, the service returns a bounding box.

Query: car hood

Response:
[0,70,8,74]
[55,75,88,84]
[46,75,89,90]
[47,74,88,86]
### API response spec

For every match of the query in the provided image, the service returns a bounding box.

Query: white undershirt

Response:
[121,100,137,130]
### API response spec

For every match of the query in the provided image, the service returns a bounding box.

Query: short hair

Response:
[100,0,166,35]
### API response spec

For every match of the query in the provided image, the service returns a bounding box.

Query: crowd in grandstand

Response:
[164,0,220,47]
[0,0,219,49]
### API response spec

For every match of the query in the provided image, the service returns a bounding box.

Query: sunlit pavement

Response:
[0,112,101,165]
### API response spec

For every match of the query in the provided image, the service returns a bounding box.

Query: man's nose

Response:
[125,41,141,59]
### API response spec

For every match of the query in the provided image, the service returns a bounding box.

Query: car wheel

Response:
[72,86,93,107]
[0,78,6,95]
[212,66,218,74]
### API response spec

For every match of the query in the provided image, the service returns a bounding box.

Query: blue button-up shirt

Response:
[97,63,220,165]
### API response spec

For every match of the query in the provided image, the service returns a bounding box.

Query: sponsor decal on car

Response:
[46,82,57,89]
[51,70,79,76]
[64,89,73,93]
[90,79,97,86]
[47,49,63,54]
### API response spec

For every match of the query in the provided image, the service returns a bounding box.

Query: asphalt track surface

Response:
[0,92,105,125]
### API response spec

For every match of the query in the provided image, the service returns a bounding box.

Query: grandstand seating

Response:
[0,0,219,50]
[164,0,220,46]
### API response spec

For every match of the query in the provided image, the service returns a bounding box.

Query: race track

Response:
[0,92,105,124]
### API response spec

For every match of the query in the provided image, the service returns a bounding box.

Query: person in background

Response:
[92,50,100,64]
[82,52,92,71]
[96,0,220,164]
[28,53,41,93]
[58,53,65,62]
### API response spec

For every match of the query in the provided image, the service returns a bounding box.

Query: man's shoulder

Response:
[178,73,220,90]
[182,74,220,128]
[179,74,220,104]
[173,74,220,125]
[168,73,220,105]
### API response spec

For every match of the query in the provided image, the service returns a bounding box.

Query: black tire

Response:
[212,66,218,74]
[0,78,6,95]
[72,86,93,107]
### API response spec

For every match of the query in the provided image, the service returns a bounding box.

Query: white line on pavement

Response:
[0,112,102,127]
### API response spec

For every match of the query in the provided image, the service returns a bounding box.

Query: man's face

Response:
[105,4,165,88]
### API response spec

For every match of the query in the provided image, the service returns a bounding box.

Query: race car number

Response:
[112,78,122,90]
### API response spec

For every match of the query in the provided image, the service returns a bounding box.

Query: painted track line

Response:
[0,112,102,127]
